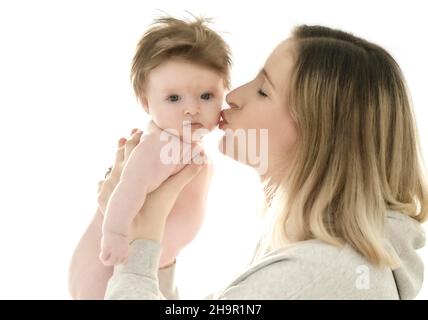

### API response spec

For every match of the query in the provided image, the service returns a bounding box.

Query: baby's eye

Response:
[200,93,213,100]
[167,95,181,102]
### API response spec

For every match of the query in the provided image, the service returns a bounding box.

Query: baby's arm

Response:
[100,133,186,266]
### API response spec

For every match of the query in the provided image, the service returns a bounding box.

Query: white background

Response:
[0,0,427,299]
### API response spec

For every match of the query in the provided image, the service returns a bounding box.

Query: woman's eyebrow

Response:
[259,68,276,90]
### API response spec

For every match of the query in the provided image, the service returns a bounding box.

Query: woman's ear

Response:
[140,94,149,114]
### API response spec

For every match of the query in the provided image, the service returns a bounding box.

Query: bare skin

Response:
[68,129,208,299]
[69,40,298,299]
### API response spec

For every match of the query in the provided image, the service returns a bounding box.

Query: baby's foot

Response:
[99,231,129,266]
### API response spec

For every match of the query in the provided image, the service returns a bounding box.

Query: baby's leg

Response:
[69,209,113,299]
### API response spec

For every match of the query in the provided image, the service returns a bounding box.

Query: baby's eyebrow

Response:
[161,85,220,92]
[259,68,276,90]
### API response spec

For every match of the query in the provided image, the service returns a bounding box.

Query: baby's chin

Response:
[180,126,212,143]
[156,121,215,143]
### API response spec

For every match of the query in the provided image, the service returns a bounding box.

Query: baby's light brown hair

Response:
[131,16,232,102]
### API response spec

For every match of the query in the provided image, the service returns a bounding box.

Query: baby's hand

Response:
[99,231,129,266]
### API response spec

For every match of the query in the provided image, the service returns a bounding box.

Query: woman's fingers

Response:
[164,149,207,192]
[115,138,127,163]
[166,162,205,194]
[137,162,206,224]
[97,180,104,193]
[124,129,143,160]
[117,137,127,148]
[114,129,142,165]
[97,128,143,214]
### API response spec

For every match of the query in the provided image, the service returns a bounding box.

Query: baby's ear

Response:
[140,94,149,114]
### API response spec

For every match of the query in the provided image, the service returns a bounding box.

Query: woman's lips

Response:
[218,111,229,130]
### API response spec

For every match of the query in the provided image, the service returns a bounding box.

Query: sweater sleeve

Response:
[104,236,407,300]
[104,239,164,300]
[104,237,291,300]
[104,239,215,300]
[103,239,292,300]
[158,260,180,299]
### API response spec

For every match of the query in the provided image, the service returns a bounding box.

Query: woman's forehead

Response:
[264,40,295,90]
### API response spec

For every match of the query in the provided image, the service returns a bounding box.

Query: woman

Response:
[71,25,427,299]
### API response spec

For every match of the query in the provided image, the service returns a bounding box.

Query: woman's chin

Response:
[218,134,243,163]
[218,131,269,176]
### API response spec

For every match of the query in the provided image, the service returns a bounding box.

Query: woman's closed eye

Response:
[167,94,181,102]
[258,89,268,98]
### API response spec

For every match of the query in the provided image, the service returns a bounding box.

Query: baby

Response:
[99,16,231,266]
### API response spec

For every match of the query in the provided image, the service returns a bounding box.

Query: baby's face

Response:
[141,58,226,141]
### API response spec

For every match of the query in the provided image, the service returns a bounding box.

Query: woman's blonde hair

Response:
[254,25,428,267]
[131,15,232,102]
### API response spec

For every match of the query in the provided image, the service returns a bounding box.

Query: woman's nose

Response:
[225,90,241,110]
[225,102,240,110]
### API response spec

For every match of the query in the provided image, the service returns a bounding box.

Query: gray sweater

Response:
[105,210,425,299]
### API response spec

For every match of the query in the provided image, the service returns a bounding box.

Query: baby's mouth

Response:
[183,120,204,130]
[190,122,204,129]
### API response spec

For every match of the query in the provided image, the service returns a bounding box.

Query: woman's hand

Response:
[97,128,143,214]
[128,160,206,243]
[97,128,208,267]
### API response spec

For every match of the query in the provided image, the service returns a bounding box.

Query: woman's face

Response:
[219,39,298,178]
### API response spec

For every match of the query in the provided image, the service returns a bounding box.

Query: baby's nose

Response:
[184,103,200,115]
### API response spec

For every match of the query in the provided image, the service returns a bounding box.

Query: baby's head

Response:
[131,16,232,141]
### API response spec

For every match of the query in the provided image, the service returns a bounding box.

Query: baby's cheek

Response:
[160,112,179,123]
[203,108,221,130]
[155,107,182,131]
